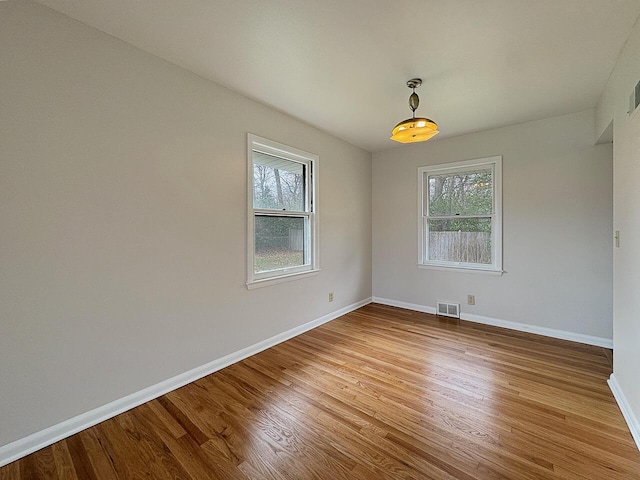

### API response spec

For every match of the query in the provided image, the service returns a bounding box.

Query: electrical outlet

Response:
[467,295,475,305]
[329,292,334,302]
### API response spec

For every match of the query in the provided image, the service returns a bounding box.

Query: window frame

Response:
[417,156,503,274]
[246,134,319,289]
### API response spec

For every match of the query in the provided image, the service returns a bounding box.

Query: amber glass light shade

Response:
[390,117,439,143]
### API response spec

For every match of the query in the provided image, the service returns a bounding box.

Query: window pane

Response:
[255,215,306,273]
[428,169,492,215]
[253,151,306,211]
[428,218,492,264]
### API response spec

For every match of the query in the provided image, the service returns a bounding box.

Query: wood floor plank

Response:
[28,446,58,479]
[66,434,98,480]
[131,404,247,480]
[50,441,77,479]
[76,429,119,480]
[147,398,188,439]
[157,396,210,446]
[202,373,361,480]
[1,303,639,479]
[18,455,37,480]
[224,362,437,479]
[0,460,20,480]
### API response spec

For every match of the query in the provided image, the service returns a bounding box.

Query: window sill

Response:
[417,264,504,276]
[246,269,321,290]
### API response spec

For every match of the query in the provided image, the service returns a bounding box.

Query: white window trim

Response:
[417,156,503,274]
[246,134,319,289]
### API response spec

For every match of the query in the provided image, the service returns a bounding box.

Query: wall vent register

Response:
[437,302,460,318]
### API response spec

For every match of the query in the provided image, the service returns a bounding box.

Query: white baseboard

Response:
[372,296,613,348]
[460,312,613,348]
[0,297,372,468]
[372,297,437,315]
[608,374,640,452]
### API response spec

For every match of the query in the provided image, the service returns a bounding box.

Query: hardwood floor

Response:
[2,303,639,479]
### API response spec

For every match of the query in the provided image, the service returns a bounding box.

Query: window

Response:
[247,134,318,288]
[418,156,502,273]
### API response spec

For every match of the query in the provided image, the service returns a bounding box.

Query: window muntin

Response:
[419,157,502,272]
[247,135,318,287]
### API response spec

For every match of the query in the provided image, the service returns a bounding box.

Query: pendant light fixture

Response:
[390,78,439,143]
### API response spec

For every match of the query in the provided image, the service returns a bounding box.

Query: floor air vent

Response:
[437,301,460,319]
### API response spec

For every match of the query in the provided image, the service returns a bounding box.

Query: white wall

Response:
[373,110,613,340]
[596,16,640,440]
[0,1,371,448]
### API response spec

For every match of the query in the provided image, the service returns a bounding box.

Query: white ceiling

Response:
[36,0,640,152]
